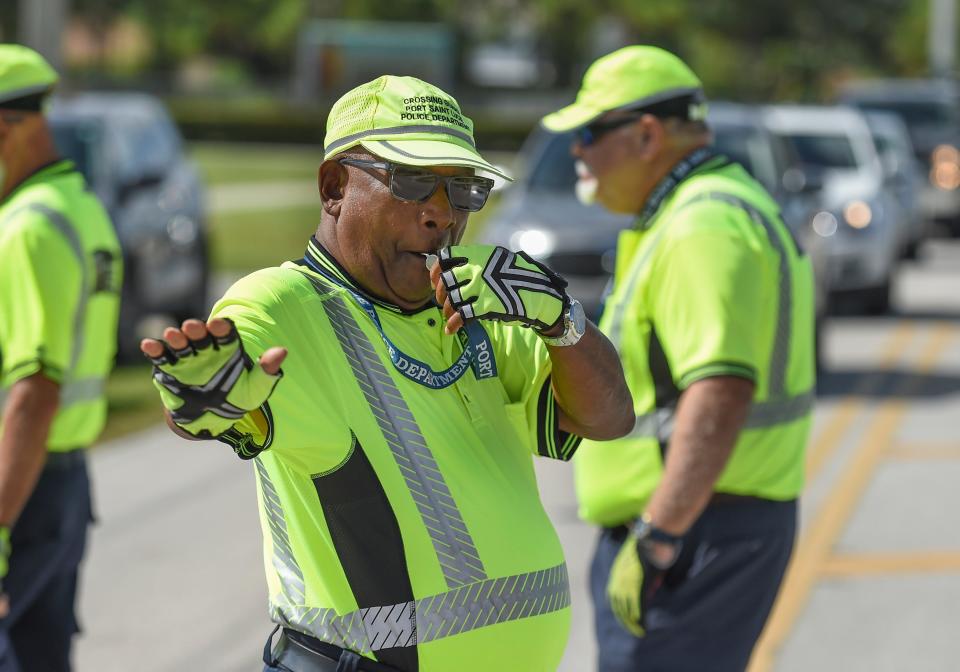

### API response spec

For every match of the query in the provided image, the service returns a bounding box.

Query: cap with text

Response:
[323,75,511,180]
[0,44,57,107]
[541,45,706,133]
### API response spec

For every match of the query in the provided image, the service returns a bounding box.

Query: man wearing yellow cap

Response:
[0,45,121,671]
[542,46,816,671]
[141,75,634,671]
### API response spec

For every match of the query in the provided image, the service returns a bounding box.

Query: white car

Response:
[762,105,901,314]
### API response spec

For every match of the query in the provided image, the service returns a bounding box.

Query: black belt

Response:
[264,627,402,672]
[45,449,86,469]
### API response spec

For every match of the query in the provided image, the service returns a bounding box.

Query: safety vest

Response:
[212,239,578,671]
[575,155,816,526]
[0,160,121,451]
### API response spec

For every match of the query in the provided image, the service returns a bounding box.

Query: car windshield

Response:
[51,119,101,183]
[111,110,181,182]
[712,126,778,189]
[856,100,958,129]
[781,133,859,170]
[527,132,578,193]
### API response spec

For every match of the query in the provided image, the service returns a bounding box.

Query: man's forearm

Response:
[644,376,755,535]
[551,323,634,440]
[0,374,60,527]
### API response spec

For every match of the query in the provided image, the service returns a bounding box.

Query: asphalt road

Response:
[75,239,960,671]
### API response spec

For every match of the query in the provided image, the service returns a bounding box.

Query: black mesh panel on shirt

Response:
[313,435,418,671]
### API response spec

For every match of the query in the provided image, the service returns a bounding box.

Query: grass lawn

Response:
[190,142,323,185]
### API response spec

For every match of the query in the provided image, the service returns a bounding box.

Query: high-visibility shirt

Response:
[575,159,816,527]
[212,239,580,671]
[0,160,121,451]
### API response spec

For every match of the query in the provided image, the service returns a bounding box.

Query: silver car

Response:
[49,93,209,359]
[762,105,900,314]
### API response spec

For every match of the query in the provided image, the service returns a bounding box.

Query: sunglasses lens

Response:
[391,166,439,202]
[447,177,493,212]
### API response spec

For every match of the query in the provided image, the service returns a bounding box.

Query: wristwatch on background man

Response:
[538,298,586,347]
[631,513,684,569]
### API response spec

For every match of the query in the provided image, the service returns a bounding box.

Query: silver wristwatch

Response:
[538,298,586,347]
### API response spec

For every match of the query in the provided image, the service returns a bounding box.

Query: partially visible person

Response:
[542,46,816,672]
[141,75,634,671]
[0,45,122,672]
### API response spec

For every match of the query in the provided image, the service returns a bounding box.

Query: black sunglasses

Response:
[337,158,494,212]
[575,113,645,147]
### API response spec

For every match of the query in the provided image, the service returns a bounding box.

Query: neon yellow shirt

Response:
[212,240,580,671]
[575,159,816,526]
[0,160,121,451]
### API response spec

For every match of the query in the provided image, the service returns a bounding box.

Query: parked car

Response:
[482,129,631,320]
[863,110,926,259]
[762,104,900,314]
[840,79,960,235]
[709,103,831,329]
[49,93,209,360]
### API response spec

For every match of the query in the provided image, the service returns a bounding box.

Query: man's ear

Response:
[635,115,665,160]
[319,159,346,217]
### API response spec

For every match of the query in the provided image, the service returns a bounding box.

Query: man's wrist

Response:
[632,512,683,569]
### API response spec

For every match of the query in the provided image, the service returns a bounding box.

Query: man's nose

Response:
[419,182,456,230]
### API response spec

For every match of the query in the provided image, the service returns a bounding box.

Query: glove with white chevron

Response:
[438,244,569,332]
[148,319,282,439]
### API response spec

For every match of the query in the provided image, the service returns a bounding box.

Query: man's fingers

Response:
[433,266,448,306]
[163,327,188,350]
[181,319,208,342]
[445,312,464,335]
[141,338,164,358]
[207,318,233,339]
[259,347,287,376]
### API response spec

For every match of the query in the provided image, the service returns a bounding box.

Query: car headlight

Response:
[931,144,960,190]
[811,211,839,237]
[509,228,556,257]
[842,200,872,229]
[166,214,199,247]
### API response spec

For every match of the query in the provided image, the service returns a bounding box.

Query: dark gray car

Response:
[49,93,209,360]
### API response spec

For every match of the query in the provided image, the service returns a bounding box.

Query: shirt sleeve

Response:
[649,203,772,390]
[491,323,582,461]
[0,209,82,388]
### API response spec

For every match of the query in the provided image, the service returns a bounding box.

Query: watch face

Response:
[570,299,587,334]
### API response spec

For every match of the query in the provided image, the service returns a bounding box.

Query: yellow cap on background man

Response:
[0,44,58,107]
[542,45,706,132]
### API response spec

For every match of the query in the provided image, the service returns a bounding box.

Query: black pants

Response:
[591,498,797,672]
[0,452,92,672]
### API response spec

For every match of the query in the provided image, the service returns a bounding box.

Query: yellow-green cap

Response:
[323,75,511,180]
[0,44,57,106]
[542,45,704,132]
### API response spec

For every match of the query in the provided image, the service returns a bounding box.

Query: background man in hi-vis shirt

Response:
[542,46,816,672]
[141,75,634,671]
[0,45,121,672]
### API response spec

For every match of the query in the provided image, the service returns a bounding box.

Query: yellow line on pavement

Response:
[887,442,960,460]
[821,551,960,577]
[749,323,955,672]
[804,322,914,482]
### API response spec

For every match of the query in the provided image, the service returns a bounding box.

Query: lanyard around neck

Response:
[636,147,716,229]
[302,256,498,389]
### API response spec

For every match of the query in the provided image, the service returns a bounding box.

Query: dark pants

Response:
[0,452,92,672]
[591,498,797,672]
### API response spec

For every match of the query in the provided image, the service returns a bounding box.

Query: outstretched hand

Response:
[141,317,287,440]
[140,318,286,375]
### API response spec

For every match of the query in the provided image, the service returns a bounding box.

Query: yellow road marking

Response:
[887,442,960,460]
[804,323,914,481]
[821,551,960,577]
[749,323,956,672]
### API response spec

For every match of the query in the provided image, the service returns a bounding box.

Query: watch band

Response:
[538,298,585,347]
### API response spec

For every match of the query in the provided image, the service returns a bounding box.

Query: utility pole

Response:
[18,0,68,72]
[929,0,957,78]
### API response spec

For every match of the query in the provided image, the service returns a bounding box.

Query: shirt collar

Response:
[2,159,75,205]
[301,237,437,315]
